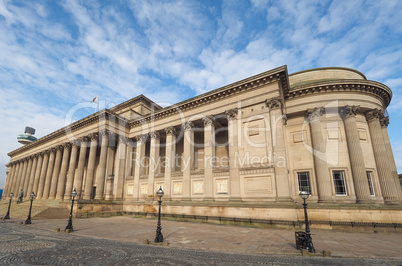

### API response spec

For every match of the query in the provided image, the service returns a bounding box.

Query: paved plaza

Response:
[0,216,401,265]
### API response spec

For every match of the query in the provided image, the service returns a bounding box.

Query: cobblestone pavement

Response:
[1,218,402,265]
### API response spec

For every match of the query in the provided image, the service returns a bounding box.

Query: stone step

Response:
[34,207,70,219]
[0,199,65,220]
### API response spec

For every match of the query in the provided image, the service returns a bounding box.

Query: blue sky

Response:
[1,0,402,187]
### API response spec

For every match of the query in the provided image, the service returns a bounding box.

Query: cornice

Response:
[285,80,392,107]
[129,65,289,127]
[7,109,127,157]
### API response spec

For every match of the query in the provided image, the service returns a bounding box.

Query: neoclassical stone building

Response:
[3,66,402,223]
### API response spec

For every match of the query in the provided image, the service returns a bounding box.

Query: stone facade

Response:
[3,66,402,223]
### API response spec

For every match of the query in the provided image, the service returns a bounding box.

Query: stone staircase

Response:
[0,199,69,220]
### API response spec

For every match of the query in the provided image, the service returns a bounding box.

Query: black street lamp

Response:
[65,189,78,232]
[25,192,36,224]
[4,193,14,219]
[299,190,315,253]
[154,186,164,243]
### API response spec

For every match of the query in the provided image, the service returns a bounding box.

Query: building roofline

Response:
[289,67,367,80]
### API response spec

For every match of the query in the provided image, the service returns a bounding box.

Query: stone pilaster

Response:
[49,146,63,199]
[74,137,88,199]
[37,150,50,199]
[133,134,147,200]
[340,105,371,203]
[32,153,43,195]
[95,130,109,200]
[306,107,334,202]
[202,116,215,201]
[267,97,291,202]
[225,108,242,201]
[83,134,98,200]
[147,131,160,201]
[182,122,194,201]
[64,141,79,200]
[366,109,400,203]
[56,143,71,200]
[3,163,14,199]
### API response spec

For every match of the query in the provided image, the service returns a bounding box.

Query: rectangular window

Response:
[297,172,311,194]
[366,171,375,196]
[333,170,347,195]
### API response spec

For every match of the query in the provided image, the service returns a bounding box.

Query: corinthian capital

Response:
[365,108,382,122]
[183,121,194,131]
[164,126,176,135]
[135,134,148,143]
[202,116,215,126]
[149,131,160,139]
[224,108,238,120]
[306,107,325,121]
[380,116,389,127]
[266,97,283,110]
[339,105,360,119]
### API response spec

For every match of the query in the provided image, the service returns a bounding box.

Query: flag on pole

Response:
[90,96,98,103]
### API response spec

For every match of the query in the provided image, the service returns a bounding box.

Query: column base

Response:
[384,199,401,205]
[356,199,373,204]
[203,197,214,202]
[94,196,104,200]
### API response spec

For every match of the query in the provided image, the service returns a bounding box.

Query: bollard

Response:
[143,239,149,245]
[55,228,60,232]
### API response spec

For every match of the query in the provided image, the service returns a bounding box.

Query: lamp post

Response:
[65,189,78,232]
[299,190,315,253]
[4,193,14,219]
[25,192,36,224]
[154,187,164,243]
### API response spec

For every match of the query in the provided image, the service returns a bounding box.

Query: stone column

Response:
[10,161,22,196]
[32,153,44,195]
[225,109,242,201]
[203,116,215,201]
[380,117,402,201]
[16,159,28,193]
[26,155,38,197]
[64,141,79,200]
[3,163,14,199]
[22,157,33,198]
[49,146,63,199]
[340,105,371,203]
[147,131,160,201]
[42,148,56,199]
[164,127,176,201]
[56,143,71,200]
[366,109,400,203]
[133,134,147,201]
[306,107,334,202]
[74,137,88,199]
[83,134,98,200]
[113,135,126,200]
[267,97,291,201]
[95,130,109,200]
[37,150,50,199]
[182,122,194,201]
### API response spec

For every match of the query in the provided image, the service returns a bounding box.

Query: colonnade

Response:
[305,105,401,203]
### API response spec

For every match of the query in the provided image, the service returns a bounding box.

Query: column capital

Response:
[339,105,360,119]
[89,133,99,141]
[306,107,325,121]
[202,116,215,126]
[57,145,64,151]
[183,121,194,131]
[365,108,382,122]
[150,131,160,139]
[266,97,283,110]
[224,108,238,120]
[49,147,56,153]
[71,140,80,147]
[380,116,389,127]
[118,135,128,143]
[63,143,72,149]
[135,134,148,143]
[100,129,109,137]
[165,126,176,135]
